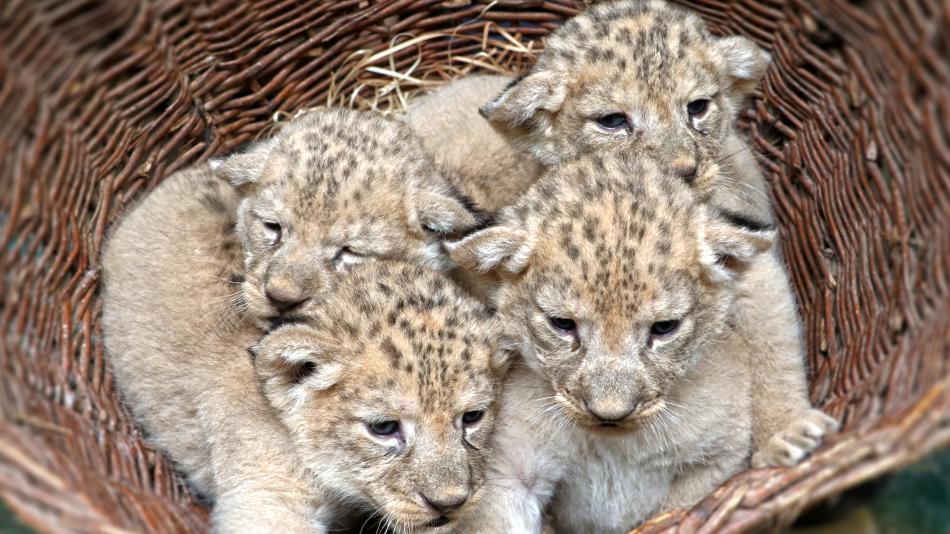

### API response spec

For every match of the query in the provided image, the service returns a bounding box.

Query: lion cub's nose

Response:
[672,147,699,182]
[264,282,308,313]
[584,398,636,424]
[420,491,469,514]
[675,163,698,181]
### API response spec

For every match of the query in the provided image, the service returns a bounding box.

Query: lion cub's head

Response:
[218,109,485,327]
[449,152,774,431]
[481,0,770,178]
[254,261,510,530]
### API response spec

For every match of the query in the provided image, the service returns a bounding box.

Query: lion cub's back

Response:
[405,75,541,212]
[101,165,246,493]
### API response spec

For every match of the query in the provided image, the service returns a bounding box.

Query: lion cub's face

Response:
[481,0,770,176]
[219,109,483,327]
[449,153,774,431]
[254,262,510,530]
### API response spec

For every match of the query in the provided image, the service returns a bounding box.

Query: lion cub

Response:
[447,152,823,532]
[102,109,485,531]
[481,0,771,220]
[255,261,511,531]
[218,108,486,327]
[479,0,835,467]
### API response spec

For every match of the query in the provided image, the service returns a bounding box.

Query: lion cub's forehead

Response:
[514,155,701,312]
[542,1,715,94]
[262,110,422,216]
[330,264,499,406]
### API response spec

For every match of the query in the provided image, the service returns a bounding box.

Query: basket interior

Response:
[1,0,949,531]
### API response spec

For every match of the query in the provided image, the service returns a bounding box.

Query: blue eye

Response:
[650,319,681,337]
[369,420,399,437]
[549,317,577,332]
[462,410,485,425]
[596,113,628,130]
[686,99,710,117]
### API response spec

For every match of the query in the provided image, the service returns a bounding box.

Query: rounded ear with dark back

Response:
[478,71,567,131]
[254,324,342,414]
[716,36,771,97]
[700,208,776,282]
[407,183,487,239]
[214,137,279,190]
[445,224,534,275]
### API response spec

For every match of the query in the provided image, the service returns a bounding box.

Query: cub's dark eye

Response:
[369,420,400,437]
[686,99,710,117]
[549,317,577,332]
[462,410,485,425]
[650,319,681,337]
[263,221,282,243]
[596,113,628,130]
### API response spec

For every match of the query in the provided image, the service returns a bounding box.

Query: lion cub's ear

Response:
[407,182,486,239]
[479,71,567,130]
[445,224,534,276]
[214,137,279,189]
[700,208,776,282]
[254,324,342,413]
[716,36,771,97]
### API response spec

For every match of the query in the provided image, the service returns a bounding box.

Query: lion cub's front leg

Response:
[738,252,839,468]
[751,408,839,468]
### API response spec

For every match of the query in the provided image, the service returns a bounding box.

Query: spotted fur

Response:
[479,0,836,478]
[102,164,326,532]
[255,261,511,532]
[103,108,489,532]
[219,108,487,327]
[481,0,773,219]
[447,152,777,531]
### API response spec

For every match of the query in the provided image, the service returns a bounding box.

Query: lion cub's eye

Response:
[333,246,365,271]
[650,319,681,338]
[368,420,400,437]
[595,113,629,131]
[548,317,577,333]
[686,99,710,118]
[262,221,282,245]
[462,410,485,426]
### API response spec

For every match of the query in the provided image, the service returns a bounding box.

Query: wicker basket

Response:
[1,0,949,532]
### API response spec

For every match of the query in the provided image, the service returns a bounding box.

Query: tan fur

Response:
[101,165,324,532]
[404,74,542,213]
[446,152,787,531]
[254,261,511,532]
[102,108,489,531]
[739,253,839,467]
[481,0,772,221]
[479,0,835,469]
[220,108,487,328]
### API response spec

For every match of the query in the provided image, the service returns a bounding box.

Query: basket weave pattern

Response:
[1,1,948,532]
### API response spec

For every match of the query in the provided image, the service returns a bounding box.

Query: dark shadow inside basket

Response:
[1,1,948,533]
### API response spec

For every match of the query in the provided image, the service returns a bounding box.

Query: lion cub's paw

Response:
[752,409,839,468]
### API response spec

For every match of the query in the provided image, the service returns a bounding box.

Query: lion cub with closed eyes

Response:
[221,108,486,328]
[447,152,828,532]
